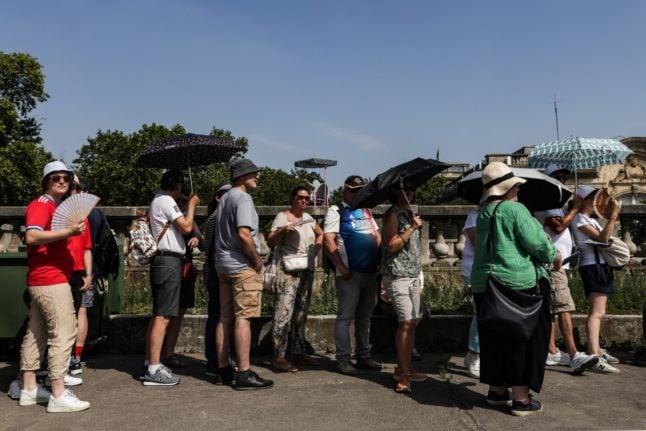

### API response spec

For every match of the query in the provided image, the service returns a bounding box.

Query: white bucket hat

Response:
[42,160,73,182]
[482,162,527,198]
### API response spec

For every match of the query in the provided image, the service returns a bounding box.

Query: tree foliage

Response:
[0,51,53,204]
[251,167,304,206]
[0,51,49,146]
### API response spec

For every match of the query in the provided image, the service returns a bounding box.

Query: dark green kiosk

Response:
[0,247,124,343]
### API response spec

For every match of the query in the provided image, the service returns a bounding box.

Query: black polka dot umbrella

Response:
[136,133,242,191]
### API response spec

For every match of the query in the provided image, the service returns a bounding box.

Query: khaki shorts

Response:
[219,267,263,319]
[549,268,576,315]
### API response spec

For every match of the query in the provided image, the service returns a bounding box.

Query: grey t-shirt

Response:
[214,187,260,274]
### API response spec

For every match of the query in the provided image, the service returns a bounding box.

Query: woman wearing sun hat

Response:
[571,185,622,374]
[471,161,562,417]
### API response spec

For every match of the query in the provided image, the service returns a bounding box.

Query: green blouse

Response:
[470,201,556,293]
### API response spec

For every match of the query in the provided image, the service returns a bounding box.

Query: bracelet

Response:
[398,234,408,244]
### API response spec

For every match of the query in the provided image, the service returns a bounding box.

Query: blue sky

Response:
[3,1,645,187]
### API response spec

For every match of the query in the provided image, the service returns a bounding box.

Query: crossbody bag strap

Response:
[157,221,171,243]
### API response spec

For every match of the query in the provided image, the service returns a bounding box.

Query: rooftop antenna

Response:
[553,93,560,140]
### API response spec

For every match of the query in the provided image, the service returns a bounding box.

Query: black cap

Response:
[344,175,366,189]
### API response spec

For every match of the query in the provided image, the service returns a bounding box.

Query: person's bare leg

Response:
[548,318,557,354]
[234,317,251,371]
[395,320,415,374]
[148,316,170,365]
[163,308,186,358]
[217,319,232,368]
[22,370,37,391]
[558,311,578,357]
[75,307,88,355]
[586,293,607,356]
[511,385,530,402]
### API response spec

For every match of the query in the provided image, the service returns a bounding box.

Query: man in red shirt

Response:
[19,161,91,413]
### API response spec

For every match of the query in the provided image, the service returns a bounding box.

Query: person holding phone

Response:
[534,165,599,375]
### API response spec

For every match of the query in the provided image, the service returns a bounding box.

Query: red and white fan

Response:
[51,193,100,231]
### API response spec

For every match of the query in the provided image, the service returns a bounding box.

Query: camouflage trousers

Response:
[272,268,315,357]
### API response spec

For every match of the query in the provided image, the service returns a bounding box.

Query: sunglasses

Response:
[50,174,72,183]
[295,195,310,201]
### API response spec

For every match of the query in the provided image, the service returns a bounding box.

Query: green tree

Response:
[415,176,451,205]
[0,51,49,146]
[0,141,52,204]
[73,124,185,205]
[251,167,304,206]
[0,51,53,204]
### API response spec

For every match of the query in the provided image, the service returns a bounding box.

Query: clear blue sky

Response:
[3,0,645,187]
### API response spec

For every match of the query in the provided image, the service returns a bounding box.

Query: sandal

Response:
[272,357,299,373]
[295,355,320,366]
[394,375,412,394]
[392,366,428,382]
[162,355,188,369]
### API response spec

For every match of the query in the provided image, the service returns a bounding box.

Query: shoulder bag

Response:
[595,236,630,269]
[477,201,544,341]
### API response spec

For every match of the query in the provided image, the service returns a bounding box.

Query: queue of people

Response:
[15,158,627,416]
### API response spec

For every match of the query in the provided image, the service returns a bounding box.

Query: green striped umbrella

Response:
[528,137,632,186]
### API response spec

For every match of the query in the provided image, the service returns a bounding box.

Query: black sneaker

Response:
[486,389,512,406]
[234,370,273,391]
[214,365,235,385]
[511,396,543,417]
[356,357,384,371]
[69,359,82,376]
[205,362,219,377]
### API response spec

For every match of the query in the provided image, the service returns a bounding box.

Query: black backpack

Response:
[94,213,120,278]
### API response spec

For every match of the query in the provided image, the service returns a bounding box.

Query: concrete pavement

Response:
[1,351,645,430]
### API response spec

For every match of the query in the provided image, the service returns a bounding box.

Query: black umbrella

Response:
[457,167,572,212]
[351,158,448,209]
[136,133,242,191]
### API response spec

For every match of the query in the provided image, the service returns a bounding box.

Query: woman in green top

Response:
[471,162,562,417]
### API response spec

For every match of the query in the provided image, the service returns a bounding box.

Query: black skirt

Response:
[474,281,551,392]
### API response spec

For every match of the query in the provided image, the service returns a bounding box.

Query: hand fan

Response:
[51,193,100,230]
[593,188,614,220]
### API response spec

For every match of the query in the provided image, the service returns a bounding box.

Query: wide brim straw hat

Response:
[482,161,527,198]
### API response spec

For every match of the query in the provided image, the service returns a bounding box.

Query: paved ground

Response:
[1,351,645,430]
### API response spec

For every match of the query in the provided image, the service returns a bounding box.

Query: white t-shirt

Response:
[460,210,478,279]
[149,191,185,254]
[572,213,606,266]
[534,208,573,270]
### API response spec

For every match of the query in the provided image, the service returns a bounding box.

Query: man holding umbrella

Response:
[143,170,200,386]
[534,165,599,375]
[324,175,383,375]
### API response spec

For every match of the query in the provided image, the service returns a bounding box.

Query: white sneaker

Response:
[464,351,480,378]
[591,358,620,374]
[546,348,571,366]
[46,389,90,413]
[18,385,51,406]
[45,374,83,387]
[569,352,599,375]
[600,349,619,364]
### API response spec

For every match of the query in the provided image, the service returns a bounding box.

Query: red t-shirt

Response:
[25,195,74,286]
[67,219,92,271]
